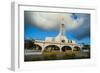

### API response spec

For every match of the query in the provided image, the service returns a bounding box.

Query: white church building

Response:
[32,23,81,53]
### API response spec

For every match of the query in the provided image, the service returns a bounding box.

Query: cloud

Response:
[70,14,90,40]
[24,11,90,40]
[24,11,84,30]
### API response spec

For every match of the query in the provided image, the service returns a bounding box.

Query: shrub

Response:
[42,51,76,60]
[62,52,75,59]
[42,52,57,60]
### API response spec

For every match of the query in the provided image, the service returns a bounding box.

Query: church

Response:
[32,23,81,53]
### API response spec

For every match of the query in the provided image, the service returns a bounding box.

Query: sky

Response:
[24,11,90,45]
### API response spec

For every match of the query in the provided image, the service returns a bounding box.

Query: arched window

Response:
[44,45,60,52]
[62,46,72,52]
[73,46,80,51]
[33,44,42,51]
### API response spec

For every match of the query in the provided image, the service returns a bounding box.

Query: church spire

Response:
[60,17,65,37]
[55,17,68,43]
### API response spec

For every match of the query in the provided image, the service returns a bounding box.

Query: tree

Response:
[24,40,33,49]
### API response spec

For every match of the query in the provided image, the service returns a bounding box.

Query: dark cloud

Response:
[71,14,90,40]
[24,11,90,40]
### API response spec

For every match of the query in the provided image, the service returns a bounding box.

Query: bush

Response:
[62,52,75,59]
[42,52,57,60]
[42,52,76,60]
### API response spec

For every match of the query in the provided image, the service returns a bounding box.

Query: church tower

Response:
[55,18,68,43]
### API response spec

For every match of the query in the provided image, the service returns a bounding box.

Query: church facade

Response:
[32,23,81,53]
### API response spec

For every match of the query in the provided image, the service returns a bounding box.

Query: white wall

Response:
[0,0,100,73]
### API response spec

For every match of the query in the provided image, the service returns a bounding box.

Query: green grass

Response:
[30,51,89,61]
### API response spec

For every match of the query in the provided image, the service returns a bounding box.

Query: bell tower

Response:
[60,24,65,37]
[55,17,68,43]
[60,23,66,43]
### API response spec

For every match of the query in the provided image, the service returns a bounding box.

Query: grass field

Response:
[24,51,90,61]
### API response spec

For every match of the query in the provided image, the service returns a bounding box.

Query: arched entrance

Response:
[33,44,42,51]
[44,45,60,52]
[62,46,72,52]
[73,46,80,51]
